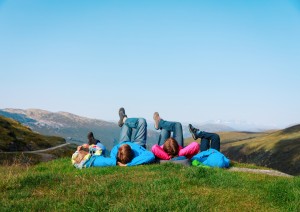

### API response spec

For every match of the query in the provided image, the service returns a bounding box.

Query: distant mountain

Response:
[0,115,65,152]
[146,120,236,138]
[221,125,300,175]
[0,109,159,150]
[201,119,280,132]
[182,123,235,138]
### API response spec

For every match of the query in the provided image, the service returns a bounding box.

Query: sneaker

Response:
[118,107,127,127]
[153,112,161,130]
[188,124,199,140]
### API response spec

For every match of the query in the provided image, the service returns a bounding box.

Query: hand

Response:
[117,162,127,167]
[82,144,89,148]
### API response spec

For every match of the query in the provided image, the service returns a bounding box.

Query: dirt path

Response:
[1,143,71,154]
[229,167,293,178]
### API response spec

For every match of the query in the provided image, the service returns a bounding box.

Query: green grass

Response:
[0,159,299,211]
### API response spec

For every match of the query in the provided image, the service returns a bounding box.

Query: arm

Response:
[87,155,116,167]
[151,144,171,160]
[179,142,200,159]
[110,144,119,160]
[127,149,155,166]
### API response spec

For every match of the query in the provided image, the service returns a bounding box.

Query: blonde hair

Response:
[74,148,89,164]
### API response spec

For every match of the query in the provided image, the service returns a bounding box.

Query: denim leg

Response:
[119,118,139,143]
[200,138,210,151]
[133,118,147,148]
[211,134,220,151]
[158,119,176,131]
[119,123,132,143]
[158,120,183,146]
[197,131,220,151]
[173,122,184,146]
[158,129,171,145]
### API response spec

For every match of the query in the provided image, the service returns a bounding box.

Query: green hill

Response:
[0,115,65,152]
[221,125,300,175]
[0,159,299,211]
[185,131,270,146]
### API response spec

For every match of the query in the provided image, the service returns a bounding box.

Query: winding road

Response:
[0,143,71,154]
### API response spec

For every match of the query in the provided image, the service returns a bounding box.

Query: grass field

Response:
[0,159,299,211]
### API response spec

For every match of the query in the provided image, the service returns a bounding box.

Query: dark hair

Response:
[117,144,133,164]
[163,138,179,158]
[87,132,94,139]
[87,132,96,145]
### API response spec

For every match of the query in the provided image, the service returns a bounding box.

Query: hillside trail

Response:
[1,143,71,154]
[228,167,293,178]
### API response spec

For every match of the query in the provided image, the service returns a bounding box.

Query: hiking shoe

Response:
[153,112,161,130]
[118,107,127,127]
[188,124,199,140]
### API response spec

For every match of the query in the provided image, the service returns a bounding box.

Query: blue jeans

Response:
[196,131,220,151]
[119,118,147,148]
[157,120,184,146]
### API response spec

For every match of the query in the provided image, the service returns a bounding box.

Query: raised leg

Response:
[197,131,220,151]
[133,118,147,148]
[158,129,171,145]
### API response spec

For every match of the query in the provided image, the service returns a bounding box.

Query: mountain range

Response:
[0,108,282,150]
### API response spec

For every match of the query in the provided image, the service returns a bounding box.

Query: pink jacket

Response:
[151,142,200,160]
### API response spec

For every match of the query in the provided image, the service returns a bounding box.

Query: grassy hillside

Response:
[0,116,65,152]
[0,159,299,211]
[221,125,300,175]
[184,131,269,146]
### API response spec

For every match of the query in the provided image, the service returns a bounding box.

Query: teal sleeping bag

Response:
[191,149,230,168]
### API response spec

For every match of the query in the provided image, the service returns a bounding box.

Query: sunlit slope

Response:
[0,115,65,152]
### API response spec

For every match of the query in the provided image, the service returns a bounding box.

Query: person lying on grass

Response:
[72,142,155,168]
[152,137,199,160]
[71,108,155,168]
[151,112,200,160]
[72,144,103,169]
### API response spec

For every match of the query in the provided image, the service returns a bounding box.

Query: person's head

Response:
[117,144,133,164]
[163,138,179,158]
[87,132,95,145]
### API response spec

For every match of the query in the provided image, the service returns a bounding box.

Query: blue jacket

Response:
[111,142,155,166]
[86,142,155,167]
[191,149,230,168]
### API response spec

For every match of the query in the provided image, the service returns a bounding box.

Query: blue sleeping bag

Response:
[191,149,230,168]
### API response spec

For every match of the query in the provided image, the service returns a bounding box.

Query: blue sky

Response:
[0,0,299,127]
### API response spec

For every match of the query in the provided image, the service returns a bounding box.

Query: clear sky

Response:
[0,0,299,127]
